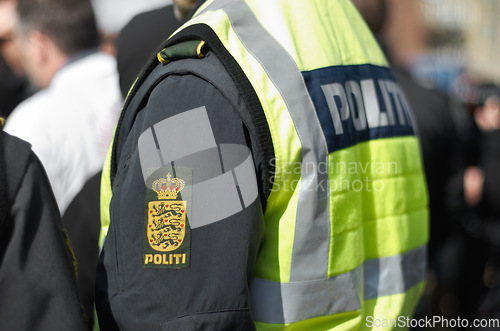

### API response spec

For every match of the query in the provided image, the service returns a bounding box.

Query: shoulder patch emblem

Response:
[144,168,191,269]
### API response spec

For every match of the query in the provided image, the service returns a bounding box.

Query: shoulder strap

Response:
[111,24,275,199]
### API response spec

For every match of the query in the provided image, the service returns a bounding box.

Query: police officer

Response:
[96,0,429,329]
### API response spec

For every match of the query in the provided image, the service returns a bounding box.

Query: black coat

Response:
[0,130,88,330]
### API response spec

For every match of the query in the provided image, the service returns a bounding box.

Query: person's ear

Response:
[27,30,51,65]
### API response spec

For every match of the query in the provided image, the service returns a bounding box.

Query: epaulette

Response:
[157,40,206,65]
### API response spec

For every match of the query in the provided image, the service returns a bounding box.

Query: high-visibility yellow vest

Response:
[100,0,429,329]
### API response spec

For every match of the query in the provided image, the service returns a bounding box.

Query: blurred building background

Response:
[382,0,500,99]
[379,2,500,328]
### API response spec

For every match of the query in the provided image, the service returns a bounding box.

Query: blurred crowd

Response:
[354,0,500,327]
[0,0,499,329]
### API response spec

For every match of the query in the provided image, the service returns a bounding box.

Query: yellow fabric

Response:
[327,137,428,275]
[254,181,301,282]
[179,0,407,284]
[245,0,388,71]
[98,131,114,248]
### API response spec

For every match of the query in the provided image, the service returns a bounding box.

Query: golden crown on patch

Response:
[152,173,185,200]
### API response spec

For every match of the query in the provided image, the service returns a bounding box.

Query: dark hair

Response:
[16,0,99,55]
[352,0,387,34]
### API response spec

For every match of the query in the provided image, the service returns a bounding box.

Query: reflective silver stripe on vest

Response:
[251,267,362,325]
[364,245,427,300]
[250,246,426,324]
[138,107,258,228]
[202,0,331,282]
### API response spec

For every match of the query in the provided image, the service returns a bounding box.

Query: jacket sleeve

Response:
[0,151,88,331]
[97,72,265,330]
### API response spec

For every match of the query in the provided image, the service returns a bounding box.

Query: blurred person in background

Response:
[115,0,199,98]
[0,122,87,330]
[0,0,35,118]
[462,84,500,322]
[3,0,122,326]
[90,0,168,56]
[352,0,477,323]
